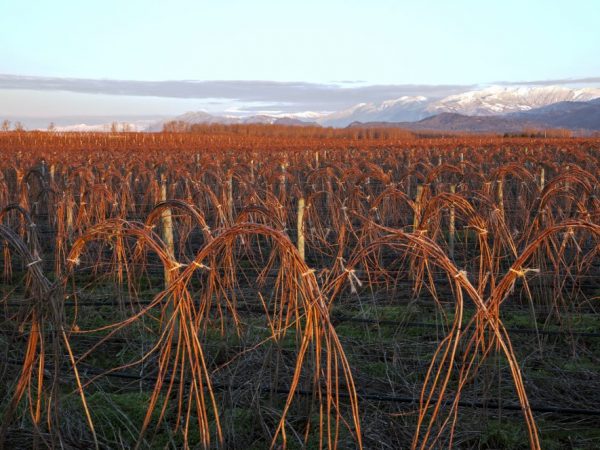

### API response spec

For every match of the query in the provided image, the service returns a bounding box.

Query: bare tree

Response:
[1,120,10,132]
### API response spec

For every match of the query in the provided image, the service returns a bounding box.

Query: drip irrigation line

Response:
[6,332,600,378]
[2,300,600,338]
[4,358,600,417]
[6,294,599,313]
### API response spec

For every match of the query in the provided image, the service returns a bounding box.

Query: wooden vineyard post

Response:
[297,196,306,261]
[194,153,200,177]
[159,174,180,347]
[65,176,74,236]
[406,155,411,199]
[66,195,74,235]
[16,169,25,205]
[459,152,465,194]
[413,184,423,232]
[497,179,504,217]
[407,149,415,198]
[280,161,287,200]
[227,170,234,223]
[40,160,47,180]
[539,167,545,190]
[160,174,175,287]
[449,184,456,259]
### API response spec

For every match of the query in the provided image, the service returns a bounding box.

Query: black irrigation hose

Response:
[5,358,600,418]
[4,296,600,338]
[4,333,600,378]
[4,299,600,338]
[330,314,600,338]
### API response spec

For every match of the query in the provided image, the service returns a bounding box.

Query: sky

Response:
[1,0,599,121]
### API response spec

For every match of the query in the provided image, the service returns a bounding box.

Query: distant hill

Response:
[509,100,600,131]
[348,113,543,133]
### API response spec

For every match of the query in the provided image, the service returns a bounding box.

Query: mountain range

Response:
[323,86,600,129]
[350,98,600,133]
[17,85,600,133]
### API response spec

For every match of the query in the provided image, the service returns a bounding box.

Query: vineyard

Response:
[1,130,600,449]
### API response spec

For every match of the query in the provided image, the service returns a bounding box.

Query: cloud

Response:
[329,80,368,85]
[495,76,600,86]
[0,74,475,111]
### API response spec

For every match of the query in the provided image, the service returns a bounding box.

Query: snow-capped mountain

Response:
[429,86,600,116]
[53,121,151,132]
[318,86,600,126]
[322,96,429,127]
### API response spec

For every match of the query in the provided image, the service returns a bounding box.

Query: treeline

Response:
[163,121,586,140]
[162,121,418,140]
[503,128,574,138]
